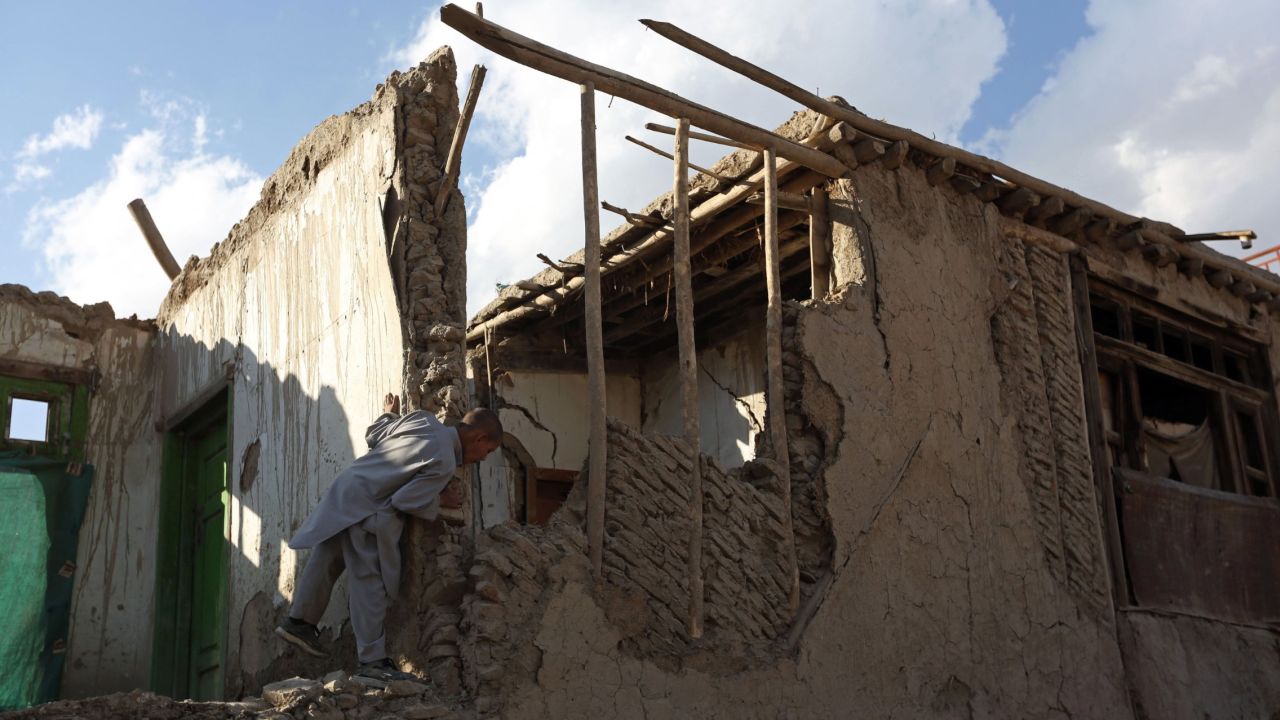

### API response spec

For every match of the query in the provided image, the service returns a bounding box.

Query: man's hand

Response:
[383,392,401,415]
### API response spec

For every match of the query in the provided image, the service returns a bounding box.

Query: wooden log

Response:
[881,140,909,170]
[1050,207,1093,236]
[645,122,758,150]
[1114,230,1144,251]
[997,187,1038,216]
[1084,218,1112,243]
[747,190,809,212]
[852,137,885,164]
[635,17,1280,301]
[672,119,704,639]
[435,64,487,216]
[625,135,736,183]
[827,122,858,147]
[949,175,981,195]
[126,198,182,280]
[1208,268,1233,289]
[440,6,846,178]
[581,83,608,578]
[810,186,830,299]
[974,181,1004,202]
[926,157,956,186]
[601,200,664,228]
[762,146,800,614]
[1177,255,1205,277]
[1000,217,1079,254]
[1247,289,1272,304]
[1141,244,1177,267]
[1230,278,1256,298]
[1024,196,1065,227]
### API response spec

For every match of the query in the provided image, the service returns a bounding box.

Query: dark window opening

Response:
[1189,335,1215,371]
[1091,297,1123,339]
[1132,312,1159,351]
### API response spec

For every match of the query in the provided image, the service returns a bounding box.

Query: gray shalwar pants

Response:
[290,523,389,664]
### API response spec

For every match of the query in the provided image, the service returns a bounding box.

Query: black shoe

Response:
[353,658,419,688]
[274,617,326,657]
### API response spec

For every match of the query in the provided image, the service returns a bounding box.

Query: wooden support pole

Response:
[435,64,487,216]
[672,119,704,638]
[625,135,736,183]
[881,140,908,170]
[810,186,830,299]
[439,5,846,178]
[747,190,810,212]
[581,83,608,578]
[127,198,182,280]
[763,147,800,614]
[646,122,758,151]
[926,157,955,186]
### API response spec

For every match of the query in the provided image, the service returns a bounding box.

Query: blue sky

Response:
[2,1,1276,320]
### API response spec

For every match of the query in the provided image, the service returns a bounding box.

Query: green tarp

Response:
[0,452,93,710]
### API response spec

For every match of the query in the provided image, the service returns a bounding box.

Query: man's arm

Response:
[364,392,402,449]
[389,468,456,520]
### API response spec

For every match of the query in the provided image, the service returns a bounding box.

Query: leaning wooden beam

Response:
[127,198,182,280]
[672,119,705,639]
[762,147,800,614]
[439,4,847,178]
[645,122,759,151]
[640,18,1280,307]
[581,83,608,578]
[810,186,831,299]
[435,63,487,216]
[625,135,736,183]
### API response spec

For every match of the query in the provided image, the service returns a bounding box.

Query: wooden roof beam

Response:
[439,4,847,178]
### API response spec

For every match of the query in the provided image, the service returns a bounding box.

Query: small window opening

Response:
[1224,351,1250,384]
[1132,312,1159,351]
[1189,335,1215,371]
[1162,329,1189,363]
[7,397,51,442]
[1090,295,1122,339]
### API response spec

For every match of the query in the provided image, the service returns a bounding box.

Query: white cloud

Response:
[390,0,1008,315]
[985,0,1280,259]
[8,105,104,191]
[22,98,261,318]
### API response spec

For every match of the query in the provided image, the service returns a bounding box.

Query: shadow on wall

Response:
[151,328,397,698]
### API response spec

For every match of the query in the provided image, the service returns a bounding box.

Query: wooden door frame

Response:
[150,386,230,700]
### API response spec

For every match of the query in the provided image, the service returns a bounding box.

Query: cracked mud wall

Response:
[640,321,766,470]
[0,286,160,699]
[153,49,465,696]
[451,158,1149,718]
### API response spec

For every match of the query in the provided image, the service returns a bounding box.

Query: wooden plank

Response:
[581,83,608,578]
[810,186,830,299]
[672,119,704,638]
[1068,254,1129,605]
[0,358,94,388]
[439,5,847,178]
[1117,468,1280,624]
[435,64,488,216]
[763,147,800,613]
[127,198,182,280]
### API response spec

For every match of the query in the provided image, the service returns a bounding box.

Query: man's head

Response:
[456,408,503,464]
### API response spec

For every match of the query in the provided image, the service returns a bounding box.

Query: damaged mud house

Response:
[3,6,1278,719]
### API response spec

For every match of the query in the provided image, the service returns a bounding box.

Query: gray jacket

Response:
[289,410,461,552]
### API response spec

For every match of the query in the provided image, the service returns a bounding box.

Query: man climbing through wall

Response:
[275,392,503,687]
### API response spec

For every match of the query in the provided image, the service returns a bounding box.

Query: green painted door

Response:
[187,423,227,700]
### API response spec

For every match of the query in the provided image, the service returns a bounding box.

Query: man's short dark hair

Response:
[462,407,503,442]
